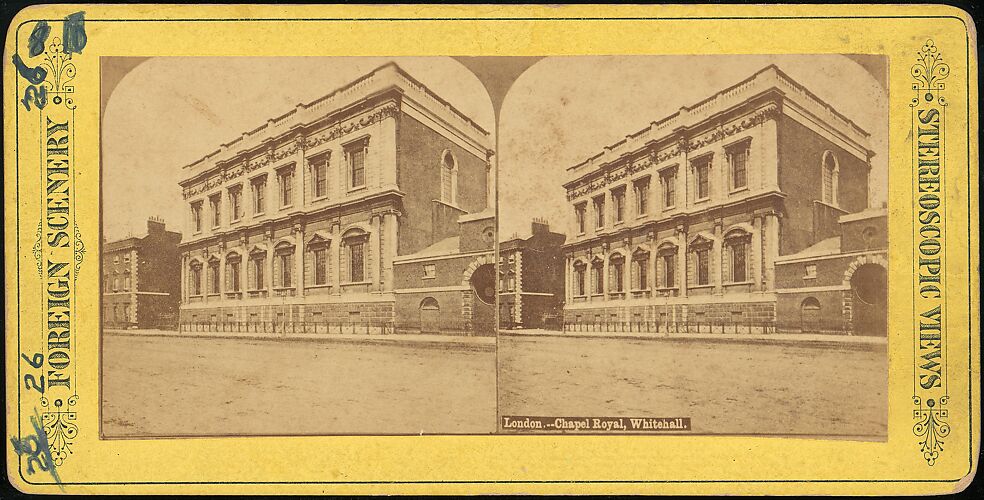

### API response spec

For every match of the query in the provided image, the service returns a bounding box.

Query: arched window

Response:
[440,150,458,204]
[822,151,839,205]
[420,297,440,310]
[307,234,330,286]
[861,226,877,250]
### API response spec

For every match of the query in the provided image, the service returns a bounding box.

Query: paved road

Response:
[102,334,496,436]
[497,335,888,437]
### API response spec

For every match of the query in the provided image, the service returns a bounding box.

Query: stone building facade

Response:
[177,63,493,328]
[561,65,880,333]
[498,219,567,329]
[103,218,182,328]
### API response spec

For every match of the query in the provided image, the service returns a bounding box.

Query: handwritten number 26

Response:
[21,353,45,393]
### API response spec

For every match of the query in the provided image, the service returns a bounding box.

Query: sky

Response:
[496,55,889,240]
[103,55,888,244]
[102,56,494,241]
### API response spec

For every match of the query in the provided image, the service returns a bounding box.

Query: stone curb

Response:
[104,330,496,352]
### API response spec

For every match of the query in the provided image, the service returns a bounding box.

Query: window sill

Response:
[206,293,221,297]
[272,286,296,291]
[663,205,676,211]
[654,287,679,292]
[590,293,605,298]
[636,213,648,220]
[312,195,329,203]
[280,204,294,211]
[802,275,817,281]
[730,186,749,195]
[724,280,754,287]
[348,186,367,194]
[613,220,624,227]
[306,283,332,289]
[422,276,436,280]
[253,212,266,218]
[693,197,710,204]
[341,280,372,286]
[230,218,242,224]
[689,284,714,290]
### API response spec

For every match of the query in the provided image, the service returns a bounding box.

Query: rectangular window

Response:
[349,241,365,282]
[575,203,586,234]
[208,261,220,294]
[251,177,266,214]
[278,168,294,207]
[229,186,242,221]
[610,259,624,293]
[633,257,649,290]
[311,156,328,198]
[592,264,603,295]
[314,247,327,285]
[612,188,625,223]
[693,157,711,200]
[227,259,241,291]
[250,255,265,289]
[346,140,367,189]
[191,202,203,232]
[593,196,606,229]
[209,194,221,228]
[728,142,749,190]
[423,263,436,279]
[575,266,586,296]
[731,241,747,282]
[123,274,130,291]
[634,178,649,216]
[191,267,201,295]
[696,248,709,285]
[278,252,293,288]
[805,264,818,279]
[661,169,676,208]
[662,254,676,288]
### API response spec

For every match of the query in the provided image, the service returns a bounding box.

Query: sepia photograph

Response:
[495,55,890,437]
[99,57,499,436]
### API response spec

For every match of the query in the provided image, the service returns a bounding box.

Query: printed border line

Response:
[12,14,974,487]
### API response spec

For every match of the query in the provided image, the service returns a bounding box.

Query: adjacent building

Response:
[392,208,497,336]
[177,63,494,333]
[561,65,886,335]
[103,217,182,329]
[498,219,567,329]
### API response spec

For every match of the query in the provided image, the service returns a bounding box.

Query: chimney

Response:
[531,217,550,235]
[147,216,166,235]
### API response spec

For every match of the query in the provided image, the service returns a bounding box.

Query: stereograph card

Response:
[3,3,979,495]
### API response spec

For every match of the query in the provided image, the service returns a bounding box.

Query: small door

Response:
[419,297,440,334]
[801,297,821,332]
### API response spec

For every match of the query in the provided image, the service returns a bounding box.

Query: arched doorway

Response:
[419,297,440,334]
[850,263,888,336]
[801,297,821,332]
[469,263,496,335]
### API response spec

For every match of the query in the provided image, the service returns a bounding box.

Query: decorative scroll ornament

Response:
[33,219,43,277]
[73,224,85,281]
[911,39,950,92]
[913,397,950,466]
[40,396,79,466]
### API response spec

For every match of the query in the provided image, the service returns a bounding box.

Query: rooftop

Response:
[566,64,874,179]
[393,237,461,262]
[181,62,491,179]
